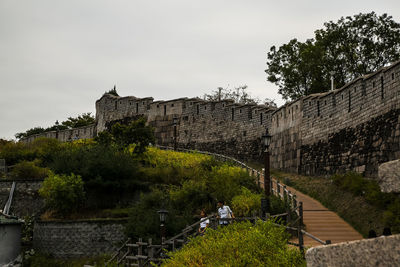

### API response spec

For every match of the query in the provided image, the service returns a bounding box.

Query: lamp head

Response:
[262,128,272,148]
[158,209,169,223]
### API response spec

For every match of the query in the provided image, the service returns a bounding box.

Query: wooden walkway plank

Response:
[286,185,363,246]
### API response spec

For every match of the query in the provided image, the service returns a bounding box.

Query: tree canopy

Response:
[202,85,277,107]
[96,118,155,153]
[104,85,119,96]
[15,113,95,139]
[266,12,400,101]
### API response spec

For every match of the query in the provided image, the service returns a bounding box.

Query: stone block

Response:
[306,234,400,267]
[354,165,365,174]
[378,159,400,193]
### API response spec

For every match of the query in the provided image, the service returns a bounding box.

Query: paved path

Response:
[285,185,363,247]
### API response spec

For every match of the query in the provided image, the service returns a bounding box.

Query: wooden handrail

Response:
[106,238,131,265]
[153,146,332,257]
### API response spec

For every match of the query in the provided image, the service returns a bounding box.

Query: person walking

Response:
[198,209,209,235]
[217,200,234,226]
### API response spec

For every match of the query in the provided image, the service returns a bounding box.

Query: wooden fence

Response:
[107,146,331,266]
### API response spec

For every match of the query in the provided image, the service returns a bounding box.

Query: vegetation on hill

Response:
[1,119,290,243]
[273,170,400,236]
[266,12,400,100]
[162,220,305,266]
[124,147,273,242]
[2,119,301,266]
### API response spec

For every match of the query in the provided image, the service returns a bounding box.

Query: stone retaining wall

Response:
[33,219,127,258]
[306,234,400,267]
[0,180,44,217]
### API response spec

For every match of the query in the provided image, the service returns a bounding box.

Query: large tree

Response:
[202,85,277,107]
[266,12,400,101]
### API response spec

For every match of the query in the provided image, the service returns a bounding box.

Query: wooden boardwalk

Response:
[286,185,363,247]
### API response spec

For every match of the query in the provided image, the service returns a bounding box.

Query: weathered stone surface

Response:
[20,60,400,189]
[306,234,400,267]
[0,180,44,217]
[378,159,400,193]
[33,219,127,258]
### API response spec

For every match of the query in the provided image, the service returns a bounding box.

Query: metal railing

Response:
[3,181,16,215]
[156,146,332,247]
[108,145,332,266]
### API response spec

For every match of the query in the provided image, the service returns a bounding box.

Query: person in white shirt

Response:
[217,200,234,226]
[198,210,209,235]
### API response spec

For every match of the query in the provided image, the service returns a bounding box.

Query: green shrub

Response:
[125,188,193,243]
[208,164,258,202]
[109,119,155,153]
[0,137,60,166]
[231,187,261,216]
[39,173,85,216]
[0,141,36,165]
[140,148,213,185]
[162,220,305,266]
[9,160,51,180]
[270,194,289,215]
[169,180,214,214]
[332,172,365,195]
[48,143,144,208]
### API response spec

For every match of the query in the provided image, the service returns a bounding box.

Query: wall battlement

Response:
[22,60,400,177]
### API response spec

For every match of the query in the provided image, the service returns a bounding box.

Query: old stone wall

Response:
[33,219,127,258]
[306,234,400,267]
[21,124,96,144]
[378,159,400,193]
[0,180,44,217]
[300,108,400,176]
[20,60,400,179]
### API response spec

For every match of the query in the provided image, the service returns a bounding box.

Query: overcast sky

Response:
[1,0,399,140]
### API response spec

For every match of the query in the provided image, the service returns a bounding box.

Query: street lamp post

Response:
[261,128,272,218]
[157,208,169,244]
[173,117,178,151]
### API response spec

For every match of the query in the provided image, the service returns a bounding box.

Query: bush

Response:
[9,160,51,180]
[140,148,213,185]
[39,173,85,216]
[48,143,144,208]
[162,220,305,266]
[208,164,258,202]
[109,119,155,153]
[0,141,36,166]
[142,147,213,169]
[0,137,60,166]
[231,187,261,216]
[125,188,193,243]
[169,180,214,214]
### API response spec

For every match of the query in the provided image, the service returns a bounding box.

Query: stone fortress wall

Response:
[22,124,96,144]
[23,60,400,178]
